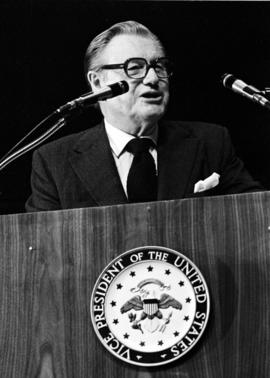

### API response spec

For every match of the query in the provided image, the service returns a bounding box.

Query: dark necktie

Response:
[126,138,157,203]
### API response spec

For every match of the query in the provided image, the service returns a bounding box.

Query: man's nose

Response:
[143,67,159,85]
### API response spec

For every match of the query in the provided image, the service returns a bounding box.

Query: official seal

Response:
[90,246,210,366]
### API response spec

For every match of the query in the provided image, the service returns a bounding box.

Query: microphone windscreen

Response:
[222,73,236,89]
[110,80,129,96]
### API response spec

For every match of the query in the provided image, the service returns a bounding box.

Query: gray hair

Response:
[84,20,165,79]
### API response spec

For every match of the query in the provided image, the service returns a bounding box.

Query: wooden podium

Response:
[0,191,269,377]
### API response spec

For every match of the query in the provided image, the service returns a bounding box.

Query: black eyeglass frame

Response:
[99,57,173,79]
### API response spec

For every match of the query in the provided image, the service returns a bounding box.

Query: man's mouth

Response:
[140,91,163,100]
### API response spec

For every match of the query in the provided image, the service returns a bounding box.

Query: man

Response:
[25,20,262,212]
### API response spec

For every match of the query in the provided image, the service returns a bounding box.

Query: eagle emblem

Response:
[121,278,182,333]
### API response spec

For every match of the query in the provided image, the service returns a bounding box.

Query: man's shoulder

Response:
[160,120,226,137]
[34,122,103,158]
[159,120,227,145]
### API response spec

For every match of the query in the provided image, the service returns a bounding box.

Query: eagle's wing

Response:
[159,294,182,310]
[120,295,143,313]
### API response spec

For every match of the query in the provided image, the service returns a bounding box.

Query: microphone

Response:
[56,80,129,114]
[222,73,270,110]
[0,81,129,171]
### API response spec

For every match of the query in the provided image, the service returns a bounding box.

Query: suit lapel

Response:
[157,121,203,200]
[69,122,128,206]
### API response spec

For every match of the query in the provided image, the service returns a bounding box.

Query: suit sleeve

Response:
[217,127,263,194]
[25,149,61,212]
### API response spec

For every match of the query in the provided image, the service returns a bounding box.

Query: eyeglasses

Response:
[99,57,173,79]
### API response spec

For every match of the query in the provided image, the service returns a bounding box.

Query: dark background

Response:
[0,1,270,214]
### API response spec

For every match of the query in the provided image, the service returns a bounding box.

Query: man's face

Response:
[90,34,170,135]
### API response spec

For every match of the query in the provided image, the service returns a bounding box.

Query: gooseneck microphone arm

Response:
[0,81,129,172]
[0,117,67,171]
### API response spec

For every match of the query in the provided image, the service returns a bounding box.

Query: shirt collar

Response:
[104,119,158,158]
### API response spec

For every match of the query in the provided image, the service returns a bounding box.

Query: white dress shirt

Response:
[104,120,158,196]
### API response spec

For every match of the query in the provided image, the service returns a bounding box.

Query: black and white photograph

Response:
[0,1,269,377]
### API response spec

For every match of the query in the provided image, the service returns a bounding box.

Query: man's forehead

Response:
[100,34,164,64]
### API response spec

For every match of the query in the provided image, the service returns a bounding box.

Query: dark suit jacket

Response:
[25,120,262,212]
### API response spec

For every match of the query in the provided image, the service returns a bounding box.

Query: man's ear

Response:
[87,71,104,91]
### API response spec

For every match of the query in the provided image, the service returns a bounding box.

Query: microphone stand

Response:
[252,93,270,110]
[0,115,67,172]
[0,86,95,172]
[261,88,270,97]
[0,80,129,172]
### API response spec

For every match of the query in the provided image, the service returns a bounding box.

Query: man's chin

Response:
[139,105,166,121]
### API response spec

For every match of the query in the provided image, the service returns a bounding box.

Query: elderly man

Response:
[25,20,262,212]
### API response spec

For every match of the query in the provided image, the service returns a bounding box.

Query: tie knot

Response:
[125,138,155,155]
